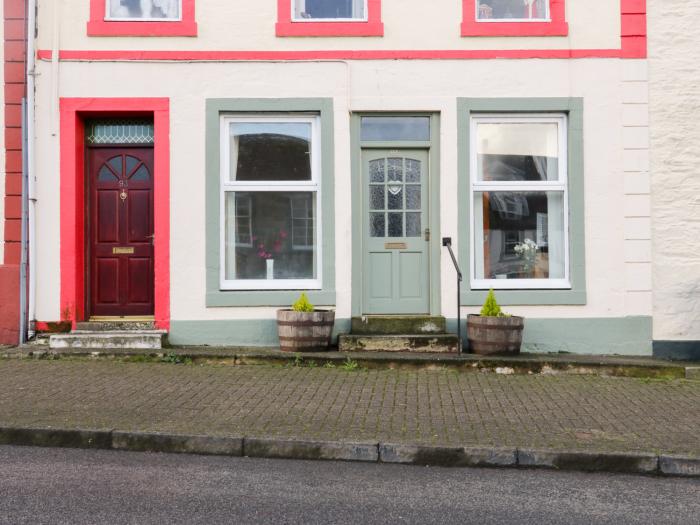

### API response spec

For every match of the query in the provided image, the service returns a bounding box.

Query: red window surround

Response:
[276,0,383,37]
[461,0,568,37]
[87,0,197,37]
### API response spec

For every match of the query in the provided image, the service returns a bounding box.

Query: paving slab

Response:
[0,360,697,476]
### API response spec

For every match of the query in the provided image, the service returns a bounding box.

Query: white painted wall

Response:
[39,0,620,52]
[33,57,650,325]
[648,0,700,341]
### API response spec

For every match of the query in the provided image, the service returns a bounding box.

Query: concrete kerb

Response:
[0,426,698,477]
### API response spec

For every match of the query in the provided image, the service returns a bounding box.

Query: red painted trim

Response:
[620,0,647,58]
[87,0,197,37]
[39,48,622,62]
[276,0,383,37]
[461,0,568,37]
[59,98,170,330]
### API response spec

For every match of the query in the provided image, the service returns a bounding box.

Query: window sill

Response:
[275,21,384,37]
[87,20,198,37]
[461,289,586,306]
[206,290,336,307]
[461,20,568,37]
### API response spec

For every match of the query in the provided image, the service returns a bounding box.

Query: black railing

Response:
[442,237,463,354]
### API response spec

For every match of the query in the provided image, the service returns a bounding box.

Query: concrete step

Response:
[49,331,167,350]
[75,321,156,331]
[350,316,447,335]
[339,334,459,354]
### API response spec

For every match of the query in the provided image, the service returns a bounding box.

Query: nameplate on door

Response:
[384,242,407,250]
[113,247,135,255]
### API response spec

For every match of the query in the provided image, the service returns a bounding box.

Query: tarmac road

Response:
[0,445,698,525]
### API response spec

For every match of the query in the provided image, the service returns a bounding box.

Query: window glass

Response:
[229,122,312,182]
[476,122,559,181]
[471,115,568,289]
[221,115,320,289]
[108,0,180,20]
[477,0,549,20]
[294,0,366,20]
[86,119,154,145]
[224,192,317,281]
[473,191,565,280]
[361,116,430,142]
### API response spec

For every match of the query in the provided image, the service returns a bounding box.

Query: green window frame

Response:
[457,98,586,306]
[205,98,336,307]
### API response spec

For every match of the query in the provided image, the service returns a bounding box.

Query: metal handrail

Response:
[442,237,463,354]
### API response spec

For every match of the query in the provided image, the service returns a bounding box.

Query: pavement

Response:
[1,446,699,525]
[0,359,698,476]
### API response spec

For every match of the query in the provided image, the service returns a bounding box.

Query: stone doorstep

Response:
[49,331,167,350]
[350,316,447,335]
[338,334,460,354]
[75,321,156,332]
[0,426,697,478]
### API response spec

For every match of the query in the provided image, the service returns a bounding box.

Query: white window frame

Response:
[290,194,315,251]
[476,0,551,23]
[219,114,323,291]
[234,194,253,248]
[469,113,570,290]
[105,0,183,22]
[292,0,369,22]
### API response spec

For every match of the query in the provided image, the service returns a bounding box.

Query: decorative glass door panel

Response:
[362,150,430,314]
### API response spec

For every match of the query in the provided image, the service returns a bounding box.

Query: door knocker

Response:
[120,190,127,201]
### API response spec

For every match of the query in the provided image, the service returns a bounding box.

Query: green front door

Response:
[362,149,430,314]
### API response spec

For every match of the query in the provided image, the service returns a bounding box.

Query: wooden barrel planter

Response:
[276,310,336,352]
[467,314,524,356]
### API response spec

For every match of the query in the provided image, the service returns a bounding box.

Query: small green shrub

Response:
[480,289,507,317]
[341,357,359,372]
[292,292,314,313]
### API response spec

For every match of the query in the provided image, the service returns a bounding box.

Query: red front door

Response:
[89,147,155,317]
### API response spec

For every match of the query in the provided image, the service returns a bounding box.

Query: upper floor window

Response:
[107,0,181,21]
[277,0,383,36]
[462,0,567,36]
[477,0,548,21]
[293,0,366,21]
[88,0,197,36]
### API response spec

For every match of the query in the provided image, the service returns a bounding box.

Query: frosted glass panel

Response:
[86,120,154,145]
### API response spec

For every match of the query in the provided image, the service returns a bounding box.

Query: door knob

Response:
[424,228,431,241]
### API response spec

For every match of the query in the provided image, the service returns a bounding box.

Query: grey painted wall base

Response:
[170,319,351,347]
[653,341,700,362]
[170,316,652,356]
[449,316,652,356]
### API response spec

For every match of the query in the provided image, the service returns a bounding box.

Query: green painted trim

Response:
[170,319,351,347]
[456,98,586,306]
[350,113,442,316]
[205,98,336,307]
[447,316,652,355]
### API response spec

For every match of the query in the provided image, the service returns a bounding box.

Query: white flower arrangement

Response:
[514,238,539,273]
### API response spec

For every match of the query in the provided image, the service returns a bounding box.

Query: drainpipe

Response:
[19,99,28,344]
[26,0,37,338]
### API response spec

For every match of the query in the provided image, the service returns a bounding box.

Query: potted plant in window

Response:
[277,293,335,352]
[467,289,524,355]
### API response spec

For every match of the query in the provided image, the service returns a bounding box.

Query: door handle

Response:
[424,228,431,242]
